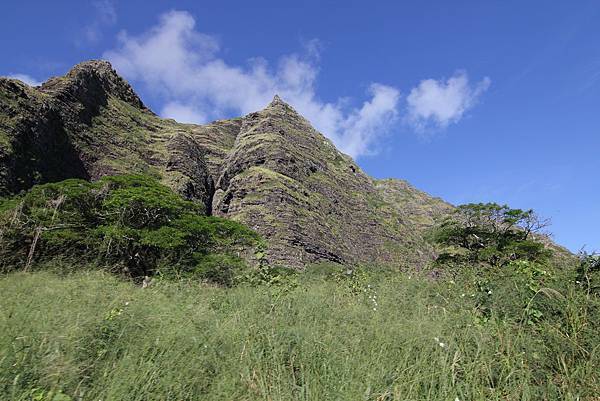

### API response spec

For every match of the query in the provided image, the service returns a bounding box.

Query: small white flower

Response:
[461,293,465,297]
[124,301,130,306]
[434,337,446,348]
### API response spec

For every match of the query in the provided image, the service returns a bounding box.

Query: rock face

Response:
[0,60,453,268]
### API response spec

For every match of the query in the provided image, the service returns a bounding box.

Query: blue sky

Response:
[1,1,598,252]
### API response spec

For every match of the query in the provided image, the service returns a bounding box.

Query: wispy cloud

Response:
[406,72,490,131]
[103,10,399,158]
[83,0,117,44]
[6,73,43,86]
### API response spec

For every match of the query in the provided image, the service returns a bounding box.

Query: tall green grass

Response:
[0,268,597,400]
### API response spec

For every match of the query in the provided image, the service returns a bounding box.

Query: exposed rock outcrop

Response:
[0,60,453,268]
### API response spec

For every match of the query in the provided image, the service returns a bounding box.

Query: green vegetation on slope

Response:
[0,175,260,283]
[432,202,552,266]
[0,262,597,401]
[1,60,595,399]
[0,178,597,400]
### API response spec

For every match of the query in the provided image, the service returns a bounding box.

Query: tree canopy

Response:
[0,175,260,283]
[432,202,552,266]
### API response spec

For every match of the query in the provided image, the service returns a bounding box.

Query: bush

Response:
[431,202,552,266]
[0,175,261,281]
[428,203,570,326]
[577,252,600,295]
[194,253,246,286]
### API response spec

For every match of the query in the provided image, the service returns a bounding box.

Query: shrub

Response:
[429,203,564,323]
[0,175,260,281]
[576,252,600,295]
[193,253,246,286]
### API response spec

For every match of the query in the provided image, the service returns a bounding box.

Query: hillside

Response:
[1,61,596,401]
[0,60,453,269]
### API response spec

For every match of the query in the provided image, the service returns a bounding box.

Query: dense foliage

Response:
[432,202,552,266]
[428,202,584,326]
[0,175,260,282]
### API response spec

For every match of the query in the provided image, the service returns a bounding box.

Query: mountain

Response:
[0,60,453,268]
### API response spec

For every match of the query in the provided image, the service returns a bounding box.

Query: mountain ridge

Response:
[0,60,455,268]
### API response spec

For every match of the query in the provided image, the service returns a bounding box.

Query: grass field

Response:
[0,266,598,401]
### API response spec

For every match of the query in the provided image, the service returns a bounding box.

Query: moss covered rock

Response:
[0,60,454,269]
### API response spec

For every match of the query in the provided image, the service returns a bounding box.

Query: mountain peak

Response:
[263,94,309,123]
[40,59,146,110]
[69,60,116,77]
[266,94,295,110]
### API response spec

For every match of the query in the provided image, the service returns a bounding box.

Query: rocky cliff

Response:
[0,60,452,268]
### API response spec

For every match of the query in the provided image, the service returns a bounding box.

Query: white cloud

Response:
[407,72,490,131]
[338,84,400,157]
[7,74,43,86]
[103,10,399,158]
[84,0,117,43]
[161,102,206,124]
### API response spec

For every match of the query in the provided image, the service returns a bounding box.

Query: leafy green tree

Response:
[432,202,552,266]
[0,175,261,283]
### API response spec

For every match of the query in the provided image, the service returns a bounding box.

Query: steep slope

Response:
[0,73,88,192]
[0,61,219,211]
[0,60,452,268]
[211,96,452,267]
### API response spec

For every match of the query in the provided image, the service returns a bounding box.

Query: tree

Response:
[0,175,261,283]
[432,203,552,266]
